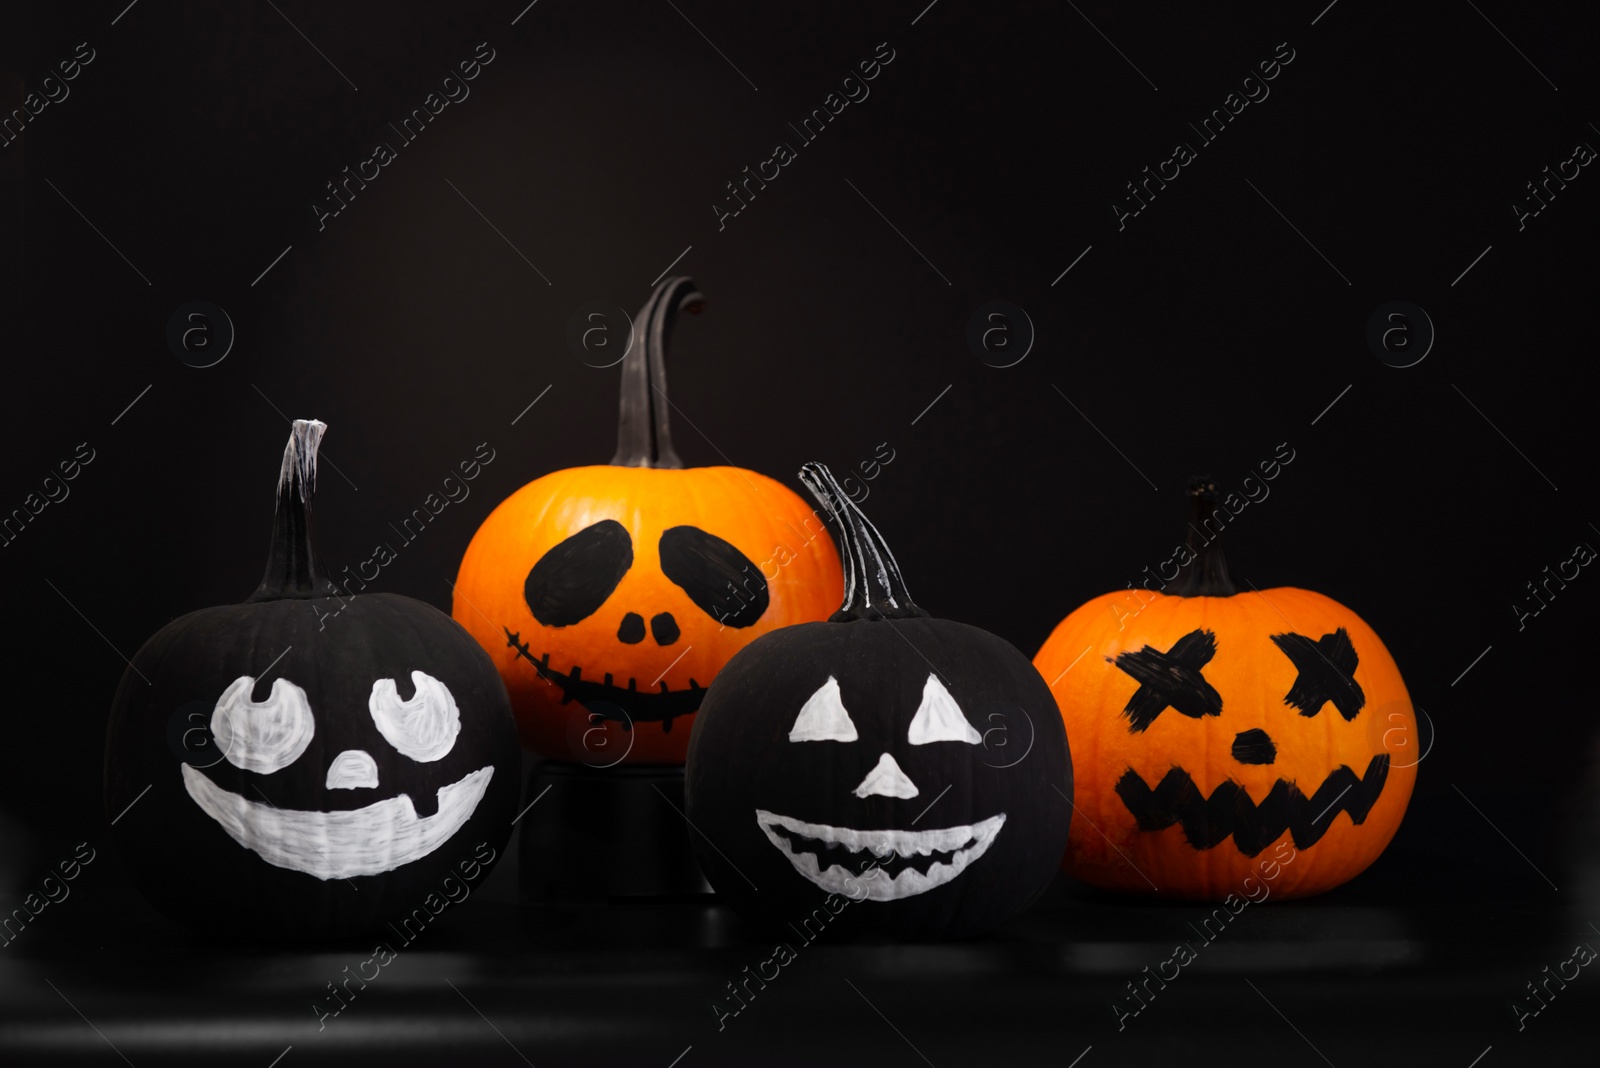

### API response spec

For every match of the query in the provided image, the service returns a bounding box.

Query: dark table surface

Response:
[4,823,1598,1068]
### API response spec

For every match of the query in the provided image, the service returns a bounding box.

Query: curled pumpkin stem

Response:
[799,461,927,622]
[611,276,703,468]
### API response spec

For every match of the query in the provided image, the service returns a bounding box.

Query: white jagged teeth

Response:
[757,810,995,855]
[754,809,1006,902]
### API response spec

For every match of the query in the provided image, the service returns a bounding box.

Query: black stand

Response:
[518,761,712,902]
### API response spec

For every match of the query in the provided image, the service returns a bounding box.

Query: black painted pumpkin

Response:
[685,463,1072,939]
[104,420,519,940]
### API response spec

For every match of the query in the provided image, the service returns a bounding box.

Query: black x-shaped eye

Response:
[1111,628,1223,733]
[658,525,768,628]
[524,520,633,626]
[1271,628,1365,720]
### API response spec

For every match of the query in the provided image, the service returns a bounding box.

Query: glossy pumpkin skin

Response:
[453,463,842,764]
[1037,541,1416,901]
[454,277,841,765]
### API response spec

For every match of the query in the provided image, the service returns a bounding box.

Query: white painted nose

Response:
[853,752,919,799]
[325,749,379,789]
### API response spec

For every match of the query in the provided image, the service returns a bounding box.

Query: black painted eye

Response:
[524,520,634,626]
[1110,628,1223,733]
[1271,628,1365,721]
[658,526,769,628]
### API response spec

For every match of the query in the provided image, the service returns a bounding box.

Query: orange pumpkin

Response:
[1035,478,1416,900]
[452,278,843,765]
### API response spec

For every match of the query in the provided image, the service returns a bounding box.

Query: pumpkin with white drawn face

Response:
[104,421,519,940]
[686,464,1072,939]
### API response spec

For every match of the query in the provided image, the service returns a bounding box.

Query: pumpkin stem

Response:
[799,461,928,622]
[610,276,703,468]
[1169,475,1238,597]
[249,419,333,602]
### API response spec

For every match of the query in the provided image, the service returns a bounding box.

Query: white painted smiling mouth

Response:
[181,764,493,880]
[755,809,1005,901]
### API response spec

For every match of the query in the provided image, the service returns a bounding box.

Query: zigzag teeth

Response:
[1115,755,1390,857]
[754,810,1008,901]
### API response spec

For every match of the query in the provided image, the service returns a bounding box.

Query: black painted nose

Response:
[619,612,680,645]
[651,612,680,646]
[1232,729,1277,765]
[617,612,646,644]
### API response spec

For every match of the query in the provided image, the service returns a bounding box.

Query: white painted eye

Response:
[212,676,316,774]
[369,671,461,762]
[788,676,858,742]
[907,674,982,745]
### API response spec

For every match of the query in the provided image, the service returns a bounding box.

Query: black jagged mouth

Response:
[504,628,704,730]
[1115,754,1391,856]
[755,809,1006,901]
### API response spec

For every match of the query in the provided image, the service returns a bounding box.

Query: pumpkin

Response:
[1035,477,1417,900]
[452,277,843,765]
[685,463,1072,939]
[104,420,520,940]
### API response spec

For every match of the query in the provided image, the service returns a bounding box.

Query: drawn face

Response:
[503,519,770,733]
[452,465,843,766]
[1107,625,1390,856]
[181,671,493,880]
[758,673,1005,901]
[1040,584,1418,900]
[685,617,1073,937]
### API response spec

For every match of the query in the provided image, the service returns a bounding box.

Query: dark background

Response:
[2,1,1598,1064]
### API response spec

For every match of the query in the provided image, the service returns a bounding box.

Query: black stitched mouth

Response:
[504,628,704,730]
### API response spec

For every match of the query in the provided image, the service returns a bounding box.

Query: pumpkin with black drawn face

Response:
[453,278,842,765]
[104,421,520,940]
[686,464,1072,939]
[1035,478,1417,900]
